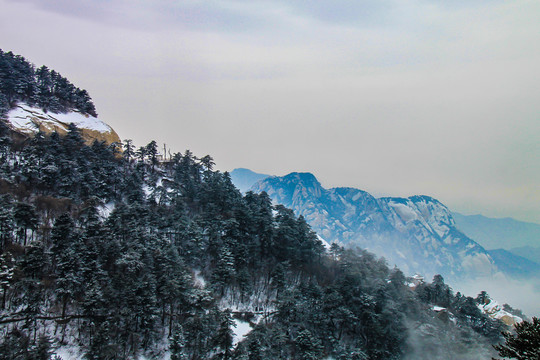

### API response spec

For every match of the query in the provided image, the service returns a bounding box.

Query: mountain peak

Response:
[283,172,321,186]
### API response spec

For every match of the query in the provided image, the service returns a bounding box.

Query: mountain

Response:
[507,246,540,266]
[487,249,540,279]
[251,172,498,281]
[452,212,540,250]
[4,103,121,145]
[229,168,270,193]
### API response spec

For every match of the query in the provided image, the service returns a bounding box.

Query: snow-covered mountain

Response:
[249,172,498,281]
[4,103,121,145]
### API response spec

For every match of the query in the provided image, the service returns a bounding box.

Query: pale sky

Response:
[1,0,539,223]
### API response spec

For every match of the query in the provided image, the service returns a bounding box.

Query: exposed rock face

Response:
[251,172,499,281]
[3,103,121,146]
[477,297,523,326]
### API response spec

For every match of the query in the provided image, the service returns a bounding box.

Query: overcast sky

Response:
[1,0,539,223]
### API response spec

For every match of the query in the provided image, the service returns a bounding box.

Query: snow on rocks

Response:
[477,297,523,326]
[5,103,120,145]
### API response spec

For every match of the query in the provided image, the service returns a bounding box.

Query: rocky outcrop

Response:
[3,103,121,146]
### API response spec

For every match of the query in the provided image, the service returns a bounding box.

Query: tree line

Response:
[0,49,97,117]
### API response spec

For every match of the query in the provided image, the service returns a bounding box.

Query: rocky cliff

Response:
[3,103,120,146]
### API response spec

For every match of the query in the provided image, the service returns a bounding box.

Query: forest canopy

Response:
[0,49,97,117]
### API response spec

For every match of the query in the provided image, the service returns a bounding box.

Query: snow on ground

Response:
[6,103,113,133]
[232,318,252,346]
[389,202,418,223]
[477,298,522,326]
[98,202,115,220]
[193,269,206,288]
[53,346,83,360]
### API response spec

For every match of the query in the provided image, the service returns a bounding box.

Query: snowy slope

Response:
[4,103,121,145]
[477,297,523,326]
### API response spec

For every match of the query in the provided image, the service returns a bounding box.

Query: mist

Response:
[456,274,540,318]
[403,319,495,360]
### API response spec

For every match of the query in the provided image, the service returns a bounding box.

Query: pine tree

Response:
[493,317,540,360]
[212,310,236,360]
[294,329,324,360]
[0,195,14,251]
[170,326,188,360]
[13,201,38,246]
[123,139,135,163]
[0,252,14,309]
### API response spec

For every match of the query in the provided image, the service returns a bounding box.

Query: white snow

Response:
[389,202,418,223]
[6,103,113,134]
[317,235,331,250]
[54,111,111,132]
[98,202,115,220]
[477,298,523,325]
[232,318,252,345]
[53,346,83,360]
[193,269,206,288]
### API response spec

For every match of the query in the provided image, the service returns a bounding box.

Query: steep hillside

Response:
[5,103,120,145]
[251,172,498,281]
[0,49,120,145]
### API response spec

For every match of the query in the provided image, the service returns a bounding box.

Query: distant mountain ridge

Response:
[452,212,540,250]
[230,168,270,193]
[249,171,498,281]
[487,249,540,279]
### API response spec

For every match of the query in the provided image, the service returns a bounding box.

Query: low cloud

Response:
[456,275,540,318]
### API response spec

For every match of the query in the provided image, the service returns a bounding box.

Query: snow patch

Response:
[7,103,113,134]
[317,235,331,250]
[232,318,252,345]
[390,202,417,221]
[193,269,206,288]
[477,297,523,326]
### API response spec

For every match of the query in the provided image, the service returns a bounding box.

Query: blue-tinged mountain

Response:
[230,168,270,193]
[250,172,498,281]
[487,249,540,279]
[508,246,540,265]
[451,212,540,250]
